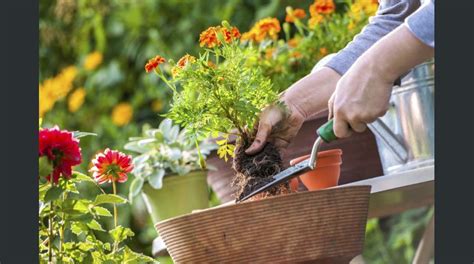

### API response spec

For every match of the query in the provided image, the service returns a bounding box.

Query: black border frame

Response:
[0,0,473,262]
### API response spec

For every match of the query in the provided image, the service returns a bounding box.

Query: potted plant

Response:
[145,21,296,201]
[125,118,216,224]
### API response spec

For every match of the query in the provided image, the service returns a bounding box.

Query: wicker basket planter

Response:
[156,185,371,263]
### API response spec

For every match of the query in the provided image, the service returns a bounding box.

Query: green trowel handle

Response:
[317,119,338,143]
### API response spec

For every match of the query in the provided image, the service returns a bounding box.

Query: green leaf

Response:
[72,171,95,183]
[71,222,89,236]
[39,156,53,178]
[73,131,98,138]
[109,225,134,244]
[148,169,165,189]
[87,219,105,231]
[44,185,64,203]
[93,206,113,217]
[123,246,155,263]
[93,194,127,205]
[129,178,144,200]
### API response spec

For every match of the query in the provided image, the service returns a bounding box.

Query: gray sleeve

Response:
[405,0,434,47]
[325,0,421,75]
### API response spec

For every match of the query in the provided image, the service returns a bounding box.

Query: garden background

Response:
[39,0,431,262]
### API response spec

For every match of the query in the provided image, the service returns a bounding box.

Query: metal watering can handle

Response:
[367,119,409,163]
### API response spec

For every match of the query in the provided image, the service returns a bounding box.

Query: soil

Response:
[232,141,291,201]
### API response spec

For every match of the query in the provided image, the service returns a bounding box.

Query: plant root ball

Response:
[232,142,291,201]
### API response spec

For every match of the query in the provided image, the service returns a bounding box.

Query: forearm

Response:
[357,24,434,84]
[281,67,340,120]
[326,0,421,75]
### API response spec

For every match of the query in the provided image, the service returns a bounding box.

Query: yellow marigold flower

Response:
[151,99,164,112]
[112,103,133,127]
[84,51,103,71]
[68,88,86,113]
[308,14,325,29]
[285,7,307,23]
[241,29,257,42]
[348,20,356,30]
[310,0,335,16]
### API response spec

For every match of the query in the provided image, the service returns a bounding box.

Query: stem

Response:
[112,180,118,252]
[155,68,177,93]
[59,191,66,255]
[48,180,54,263]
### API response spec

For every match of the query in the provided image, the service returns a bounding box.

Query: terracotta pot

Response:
[289,149,342,191]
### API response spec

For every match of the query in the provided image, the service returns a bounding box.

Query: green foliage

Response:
[125,118,216,198]
[363,207,433,264]
[164,32,278,161]
[39,173,155,263]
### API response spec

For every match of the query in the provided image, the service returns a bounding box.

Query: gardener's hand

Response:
[246,67,341,155]
[328,25,434,138]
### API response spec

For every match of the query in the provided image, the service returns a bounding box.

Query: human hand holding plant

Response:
[246,66,341,155]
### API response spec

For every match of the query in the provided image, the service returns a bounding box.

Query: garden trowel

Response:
[237,119,338,202]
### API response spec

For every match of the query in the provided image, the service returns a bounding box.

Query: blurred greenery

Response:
[40,0,431,262]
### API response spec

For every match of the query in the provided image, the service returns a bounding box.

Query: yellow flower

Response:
[38,65,78,117]
[350,0,378,21]
[308,14,324,29]
[151,99,164,112]
[68,88,86,113]
[84,51,103,70]
[111,103,133,126]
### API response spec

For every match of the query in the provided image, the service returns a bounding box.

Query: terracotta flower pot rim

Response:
[291,149,343,168]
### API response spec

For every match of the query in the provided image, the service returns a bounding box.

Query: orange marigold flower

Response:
[199,26,219,48]
[253,17,281,42]
[310,0,335,16]
[285,8,307,23]
[207,61,217,69]
[145,55,166,73]
[319,47,328,56]
[177,54,196,69]
[200,26,241,48]
[291,51,302,58]
[265,47,276,59]
[223,27,241,43]
[308,14,325,29]
[288,37,301,48]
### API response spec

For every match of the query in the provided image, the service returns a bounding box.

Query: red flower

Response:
[90,148,133,184]
[39,126,82,183]
[145,55,166,73]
